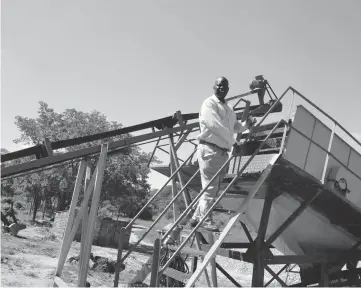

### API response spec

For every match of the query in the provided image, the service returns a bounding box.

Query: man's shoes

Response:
[188,218,198,228]
[187,219,220,232]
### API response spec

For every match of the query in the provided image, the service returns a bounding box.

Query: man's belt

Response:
[199,140,230,153]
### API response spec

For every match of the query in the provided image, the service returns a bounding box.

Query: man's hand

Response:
[246,116,256,130]
[232,142,243,156]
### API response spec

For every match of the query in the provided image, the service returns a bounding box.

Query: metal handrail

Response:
[119,88,286,268]
[158,119,284,275]
[120,84,361,279]
[286,124,361,182]
[124,148,197,230]
[290,87,361,148]
[120,167,201,262]
[120,86,286,277]
[281,87,361,184]
[158,84,286,240]
[126,85,289,273]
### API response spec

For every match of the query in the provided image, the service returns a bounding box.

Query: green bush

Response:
[138,207,153,221]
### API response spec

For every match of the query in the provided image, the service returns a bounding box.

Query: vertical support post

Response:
[170,138,179,222]
[150,238,161,287]
[321,122,336,184]
[79,162,91,280]
[65,160,86,235]
[191,256,198,273]
[54,159,86,280]
[113,227,126,287]
[169,134,191,206]
[55,165,97,279]
[168,136,212,287]
[241,100,251,122]
[287,91,296,122]
[77,144,108,287]
[208,232,218,287]
[252,187,274,287]
[44,138,54,157]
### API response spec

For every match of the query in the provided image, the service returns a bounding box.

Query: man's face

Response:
[214,77,229,100]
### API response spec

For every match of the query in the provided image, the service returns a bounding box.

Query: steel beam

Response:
[264,265,288,287]
[168,136,212,287]
[265,266,288,287]
[252,187,274,287]
[216,262,242,287]
[1,122,199,178]
[264,250,361,265]
[263,188,323,251]
[290,87,361,148]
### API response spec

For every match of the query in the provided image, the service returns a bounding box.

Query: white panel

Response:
[304,119,331,179]
[312,120,331,150]
[292,106,317,138]
[284,105,315,170]
[348,149,361,178]
[305,144,327,179]
[331,135,351,166]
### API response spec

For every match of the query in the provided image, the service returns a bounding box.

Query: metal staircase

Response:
[118,95,287,287]
[3,78,360,287]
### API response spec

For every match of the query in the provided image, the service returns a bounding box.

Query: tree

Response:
[9,101,160,219]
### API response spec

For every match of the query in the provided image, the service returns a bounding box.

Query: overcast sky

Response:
[2,0,361,188]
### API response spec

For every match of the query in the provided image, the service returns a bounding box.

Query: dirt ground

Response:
[1,219,300,287]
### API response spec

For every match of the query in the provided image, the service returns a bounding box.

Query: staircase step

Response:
[241,137,283,154]
[167,245,207,256]
[227,154,277,175]
[162,267,191,282]
[238,121,287,140]
[167,244,244,261]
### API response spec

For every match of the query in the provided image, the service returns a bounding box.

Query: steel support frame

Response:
[115,125,205,286]
[3,84,360,287]
[184,153,280,288]
[252,187,275,287]
[112,96,284,286]
[248,181,360,287]
[155,97,286,287]
[54,144,108,288]
[168,133,212,287]
[159,120,284,280]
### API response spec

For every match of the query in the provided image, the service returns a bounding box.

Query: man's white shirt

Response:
[197,95,248,151]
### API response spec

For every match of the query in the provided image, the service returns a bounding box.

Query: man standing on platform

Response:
[188,76,255,231]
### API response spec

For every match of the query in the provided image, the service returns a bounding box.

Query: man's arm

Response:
[234,121,249,134]
[200,101,232,142]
